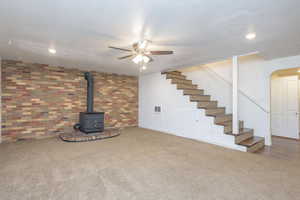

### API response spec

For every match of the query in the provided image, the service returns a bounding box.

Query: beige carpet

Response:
[0,127,299,200]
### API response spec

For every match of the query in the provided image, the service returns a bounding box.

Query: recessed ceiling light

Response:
[141,65,147,70]
[48,48,56,54]
[297,69,300,73]
[246,33,256,40]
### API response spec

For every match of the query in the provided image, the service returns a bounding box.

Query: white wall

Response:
[181,54,300,145]
[139,54,300,148]
[139,73,246,151]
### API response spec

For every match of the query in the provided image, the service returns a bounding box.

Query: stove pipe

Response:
[84,72,94,112]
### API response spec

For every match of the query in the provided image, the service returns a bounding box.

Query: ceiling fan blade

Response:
[118,55,133,60]
[109,46,132,52]
[150,51,174,55]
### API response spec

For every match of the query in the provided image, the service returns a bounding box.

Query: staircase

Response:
[162,71,265,153]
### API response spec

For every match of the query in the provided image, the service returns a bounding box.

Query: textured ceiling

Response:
[1,0,300,75]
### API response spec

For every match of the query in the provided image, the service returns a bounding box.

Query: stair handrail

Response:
[201,66,270,114]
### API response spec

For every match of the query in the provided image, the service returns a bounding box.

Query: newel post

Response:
[232,56,239,134]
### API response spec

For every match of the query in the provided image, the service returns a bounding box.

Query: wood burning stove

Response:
[79,112,104,133]
[74,72,104,134]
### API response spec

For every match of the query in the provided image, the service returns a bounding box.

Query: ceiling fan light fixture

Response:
[132,54,143,64]
[109,40,173,65]
[132,54,151,64]
[143,55,150,63]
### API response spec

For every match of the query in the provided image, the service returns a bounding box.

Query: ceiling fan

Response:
[108,40,174,65]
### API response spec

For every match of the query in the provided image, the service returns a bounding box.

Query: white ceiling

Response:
[1,0,300,75]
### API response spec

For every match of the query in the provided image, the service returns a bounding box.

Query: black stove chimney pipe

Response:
[84,72,94,113]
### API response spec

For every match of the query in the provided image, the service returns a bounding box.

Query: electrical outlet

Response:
[154,106,161,112]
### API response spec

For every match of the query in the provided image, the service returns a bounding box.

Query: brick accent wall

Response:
[1,60,138,142]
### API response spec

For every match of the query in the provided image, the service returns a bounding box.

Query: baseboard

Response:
[139,126,247,152]
[272,135,300,141]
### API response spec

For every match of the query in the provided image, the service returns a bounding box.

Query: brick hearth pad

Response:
[59,128,121,142]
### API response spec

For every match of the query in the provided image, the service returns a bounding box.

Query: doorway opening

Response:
[271,68,300,141]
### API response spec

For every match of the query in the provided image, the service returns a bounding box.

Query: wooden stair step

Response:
[216,120,244,133]
[205,107,225,116]
[226,127,253,136]
[183,89,204,95]
[232,128,254,144]
[171,78,192,85]
[177,83,198,90]
[162,71,182,76]
[166,73,186,80]
[239,136,263,147]
[214,114,232,123]
[190,95,210,102]
[239,136,265,152]
[197,101,218,109]
[247,139,265,153]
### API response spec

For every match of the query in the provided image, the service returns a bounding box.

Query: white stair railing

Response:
[201,66,269,114]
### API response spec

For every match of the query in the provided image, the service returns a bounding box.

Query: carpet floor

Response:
[0,127,299,200]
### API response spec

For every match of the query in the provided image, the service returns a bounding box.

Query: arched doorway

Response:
[270,68,300,140]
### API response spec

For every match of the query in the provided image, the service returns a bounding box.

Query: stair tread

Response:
[176,83,196,86]
[197,101,218,108]
[178,85,198,89]
[239,136,264,147]
[162,71,181,75]
[191,94,210,97]
[191,95,211,103]
[172,78,192,81]
[199,100,217,103]
[215,114,232,117]
[166,74,186,79]
[216,120,243,126]
[184,89,203,91]
[226,128,253,136]
[206,107,225,110]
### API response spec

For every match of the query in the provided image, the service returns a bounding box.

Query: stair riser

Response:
[177,84,198,90]
[224,121,244,133]
[214,115,232,123]
[198,101,218,109]
[247,140,265,152]
[184,90,204,95]
[166,74,186,80]
[206,108,225,116]
[190,96,210,102]
[235,131,254,144]
[171,79,192,85]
